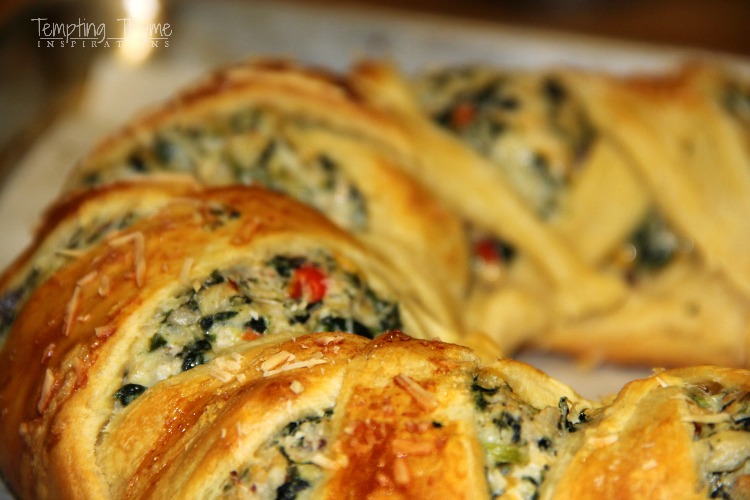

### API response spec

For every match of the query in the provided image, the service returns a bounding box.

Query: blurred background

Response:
[344,0,750,57]
[1,0,749,187]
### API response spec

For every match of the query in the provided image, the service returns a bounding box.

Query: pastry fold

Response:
[3,317,747,498]
[412,62,750,366]
[2,58,750,499]
[0,184,458,498]
[64,59,471,333]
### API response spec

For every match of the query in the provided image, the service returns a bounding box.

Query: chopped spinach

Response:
[202,269,225,287]
[149,334,167,351]
[200,311,239,333]
[114,383,147,406]
[494,411,523,444]
[472,379,500,411]
[180,339,212,371]
[629,211,681,272]
[269,255,306,278]
[318,316,373,338]
[276,465,311,500]
[127,153,148,172]
[245,316,268,334]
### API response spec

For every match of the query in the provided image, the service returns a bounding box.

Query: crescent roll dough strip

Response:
[347,61,626,319]
[0,184,455,498]
[316,331,486,498]
[566,65,750,300]
[64,59,470,343]
[70,59,623,320]
[539,256,750,367]
[0,176,201,343]
[463,137,652,353]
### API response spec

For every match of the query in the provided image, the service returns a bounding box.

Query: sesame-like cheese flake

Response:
[393,458,411,485]
[94,324,116,339]
[76,270,99,286]
[98,274,111,297]
[63,286,82,337]
[391,438,436,456]
[37,369,55,413]
[179,258,194,286]
[110,231,146,287]
[290,380,304,394]
[260,350,295,372]
[311,453,341,470]
[642,459,658,470]
[587,434,618,448]
[263,358,327,377]
[210,367,234,383]
[393,374,438,412]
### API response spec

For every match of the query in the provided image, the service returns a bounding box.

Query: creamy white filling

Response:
[115,248,399,405]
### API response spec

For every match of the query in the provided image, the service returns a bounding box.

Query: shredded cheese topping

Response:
[290,380,304,394]
[587,434,619,448]
[63,286,82,337]
[263,357,328,378]
[393,374,438,412]
[179,257,194,286]
[260,350,296,373]
[110,231,146,287]
[37,368,55,413]
[98,274,111,297]
[94,324,116,339]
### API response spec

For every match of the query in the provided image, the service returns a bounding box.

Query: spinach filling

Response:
[113,250,400,407]
[0,268,40,339]
[613,210,693,283]
[422,67,595,219]
[221,410,334,499]
[685,385,750,499]
[472,376,590,499]
[0,211,138,340]
[85,106,369,233]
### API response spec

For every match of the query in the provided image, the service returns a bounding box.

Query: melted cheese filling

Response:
[115,248,400,406]
[0,211,138,340]
[219,410,332,499]
[684,384,750,498]
[472,378,589,499]
[80,106,368,232]
[418,67,595,219]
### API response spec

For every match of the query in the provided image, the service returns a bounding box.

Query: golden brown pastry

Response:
[0,182,465,498]
[0,176,201,342]
[63,59,470,332]
[3,310,749,499]
[543,63,750,366]
[411,62,750,367]
[2,57,750,499]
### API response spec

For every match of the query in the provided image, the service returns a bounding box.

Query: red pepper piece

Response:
[288,264,327,303]
[451,102,476,130]
[474,238,502,264]
[242,330,262,341]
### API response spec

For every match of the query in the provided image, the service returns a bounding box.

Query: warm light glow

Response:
[124,0,159,20]
[119,0,162,64]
